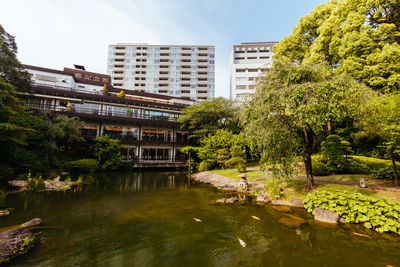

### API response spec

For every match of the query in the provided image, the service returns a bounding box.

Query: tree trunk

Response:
[390,149,399,186]
[304,155,315,190]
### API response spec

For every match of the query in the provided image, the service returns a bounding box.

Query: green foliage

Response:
[216,149,229,169]
[304,190,400,234]
[350,155,400,172]
[93,135,124,170]
[199,129,245,164]
[372,167,395,180]
[242,61,372,188]
[321,135,353,171]
[312,161,330,176]
[264,178,283,200]
[64,159,99,174]
[0,190,5,208]
[225,145,246,172]
[36,176,45,190]
[178,97,240,141]
[199,160,215,171]
[273,0,400,92]
[117,90,125,98]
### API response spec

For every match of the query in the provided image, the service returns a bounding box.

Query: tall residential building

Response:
[107,43,215,101]
[230,42,277,101]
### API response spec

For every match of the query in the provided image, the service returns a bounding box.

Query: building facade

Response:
[23,64,194,168]
[229,42,277,101]
[107,43,215,101]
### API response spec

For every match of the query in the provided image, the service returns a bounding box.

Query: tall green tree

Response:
[364,92,400,185]
[178,97,240,141]
[0,25,31,92]
[242,61,373,189]
[93,135,124,170]
[273,0,400,92]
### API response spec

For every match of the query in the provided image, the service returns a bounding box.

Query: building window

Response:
[236,85,246,90]
[209,60,215,64]
[210,54,215,58]
[236,77,247,82]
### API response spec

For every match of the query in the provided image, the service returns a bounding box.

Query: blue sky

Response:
[3,0,326,97]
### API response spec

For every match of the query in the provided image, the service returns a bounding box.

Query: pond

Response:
[2,171,400,266]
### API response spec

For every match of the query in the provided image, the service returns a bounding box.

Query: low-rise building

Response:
[23,64,194,168]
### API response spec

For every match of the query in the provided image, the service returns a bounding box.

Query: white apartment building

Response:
[230,42,277,101]
[107,43,215,101]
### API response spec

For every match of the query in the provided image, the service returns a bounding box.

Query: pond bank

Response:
[192,171,304,208]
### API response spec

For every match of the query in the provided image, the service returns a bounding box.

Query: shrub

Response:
[226,145,246,172]
[65,159,99,173]
[372,167,395,180]
[264,178,283,200]
[199,160,214,171]
[36,176,46,190]
[304,190,400,234]
[117,90,126,98]
[344,158,370,174]
[312,161,329,176]
[321,135,353,169]
[351,156,400,171]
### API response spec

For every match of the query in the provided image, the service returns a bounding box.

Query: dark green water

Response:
[2,171,400,266]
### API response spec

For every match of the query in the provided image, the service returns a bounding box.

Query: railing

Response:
[133,156,185,162]
[33,82,103,95]
[88,133,188,144]
[26,103,179,122]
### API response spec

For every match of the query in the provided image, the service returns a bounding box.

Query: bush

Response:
[264,178,283,200]
[351,156,399,171]
[36,176,46,190]
[27,174,46,191]
[321,135,353,169]
[312,161,329,176]
[199,160,214,171]
[372,167,395,180]
[344,158,370,174]
[65,159,99,174]
[304,190,400,234]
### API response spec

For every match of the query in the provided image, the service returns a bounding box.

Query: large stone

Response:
[256,193,270,203]
[314,208,339,223]
[225,197,240,203]
[0,228,35,264]
[21,218,42,228]
[271,198,304,208]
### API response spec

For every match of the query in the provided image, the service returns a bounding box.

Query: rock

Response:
[339,217,347,223]
[21,218,42,228]
[0,228,35,264]
[314,208,339,223]
[0,211,10,217]
[215,198,226,204]
[256,193,270,203]
[60,172,69,176]
[226,197,240,203]
[271,198,304,208]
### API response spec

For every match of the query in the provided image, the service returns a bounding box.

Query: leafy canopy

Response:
[178,97,240,140]
[273,0,400,91]
[242,61,373,187]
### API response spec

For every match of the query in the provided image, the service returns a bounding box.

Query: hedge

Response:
[64,159,99,173]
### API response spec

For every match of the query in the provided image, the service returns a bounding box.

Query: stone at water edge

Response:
[21,218,42,228]
[256,193,270,203]
[0,228,35,264]
[215,198,226,204]
[226,197,240,203]
[314,208,339,224]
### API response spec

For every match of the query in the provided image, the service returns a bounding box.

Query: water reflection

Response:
[2,171,400,266]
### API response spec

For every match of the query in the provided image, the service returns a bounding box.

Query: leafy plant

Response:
[372,167,395,180]
[117,90,126,98]
[312,161,330,176]
[217,149,229,169]
[264,178,283,200]
[304,190,400,234]
[65,159,99,173]
[321,135,353,171]
[93,135,124,170]
[199,160,214,171]
[226,145,246,172]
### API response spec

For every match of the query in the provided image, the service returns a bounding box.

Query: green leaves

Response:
[274,0,400,92]
[304,190,400,234]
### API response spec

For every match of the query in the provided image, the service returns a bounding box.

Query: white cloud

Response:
[2,0,231,97]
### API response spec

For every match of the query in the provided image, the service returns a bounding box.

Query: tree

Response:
[364,92,400,185]
[198,129,245,166]
[242,61,372,189]
[217,149,229,169]
[93,135,124,170]
[178,97,240,141]
[0,25,32,92]
[226,146,246,172]
[273,0,400,92]
[321,134,353,171]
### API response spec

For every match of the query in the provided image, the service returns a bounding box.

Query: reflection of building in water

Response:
[23,64,195,168]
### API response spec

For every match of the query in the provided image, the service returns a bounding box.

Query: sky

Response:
[2,0,326,98]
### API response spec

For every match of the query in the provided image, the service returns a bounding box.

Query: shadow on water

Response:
[1,170,400,266]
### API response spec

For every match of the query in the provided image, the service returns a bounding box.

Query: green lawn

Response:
[210,167,400,201]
